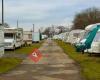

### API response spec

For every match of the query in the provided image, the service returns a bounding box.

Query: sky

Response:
[0,0,100,31]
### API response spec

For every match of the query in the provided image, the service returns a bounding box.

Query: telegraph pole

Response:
[33,24,34,32]
[2,0,4,25]
[17,20,19,28]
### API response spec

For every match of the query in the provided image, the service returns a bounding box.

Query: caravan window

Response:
[4,33,14,39]
[93,32,100,42]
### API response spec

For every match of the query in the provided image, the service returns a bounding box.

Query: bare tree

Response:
[42,27,51,37]
[73,7,100,29]
[57,26,68,33]
[4,23,10,28]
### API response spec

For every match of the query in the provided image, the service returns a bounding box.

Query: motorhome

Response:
[23,31,32,46]
[32,32,41,43]
[84,23,100,53]
[4,27,24,50]
[66,29,85,44]
[0,25,4,57]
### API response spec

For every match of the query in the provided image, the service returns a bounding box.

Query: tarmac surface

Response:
[0,39,84,80]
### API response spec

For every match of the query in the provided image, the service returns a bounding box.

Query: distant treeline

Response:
[73,7,100,29]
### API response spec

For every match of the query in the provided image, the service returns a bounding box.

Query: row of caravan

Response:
[0,26,47,57]
[53,24,100,54]
[4,27,47,49]
[53,30,85,44]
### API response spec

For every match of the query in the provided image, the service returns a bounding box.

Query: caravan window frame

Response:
[93,32,100,42]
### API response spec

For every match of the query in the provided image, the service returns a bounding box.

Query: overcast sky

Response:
[0,0,100,31]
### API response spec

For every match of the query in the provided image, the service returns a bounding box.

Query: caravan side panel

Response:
[32,32,40,42]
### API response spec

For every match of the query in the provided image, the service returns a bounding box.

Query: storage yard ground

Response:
[0,39,100,80]
[0,39,84,80]
[55,40,100,80]
[0,41,43,74]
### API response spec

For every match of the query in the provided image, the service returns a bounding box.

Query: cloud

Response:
[0,0,100,31]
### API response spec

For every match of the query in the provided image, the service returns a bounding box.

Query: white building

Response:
[0,25,4,57]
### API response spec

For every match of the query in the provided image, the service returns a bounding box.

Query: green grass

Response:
[55,40,100,80]
[0,41,43,74]
[0,58,22,74]
[5,41,43,54]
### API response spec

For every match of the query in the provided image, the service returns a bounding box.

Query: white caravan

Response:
[85,23,100,53]
[23,31,32,46]
[53,35,59,40]
[0,25,4,57]
[66,29,85,44]
[32,32,40,43]
[55,34,60,40]
[61,32,69,42]
[60,33,65,41]
[42,35,47,40]
[58,33,64,40]
[4,27,24,50]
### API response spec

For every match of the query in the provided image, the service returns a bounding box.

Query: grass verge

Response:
[0,41,43,74]
[55,40,100,80]
[0,58,22,74]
